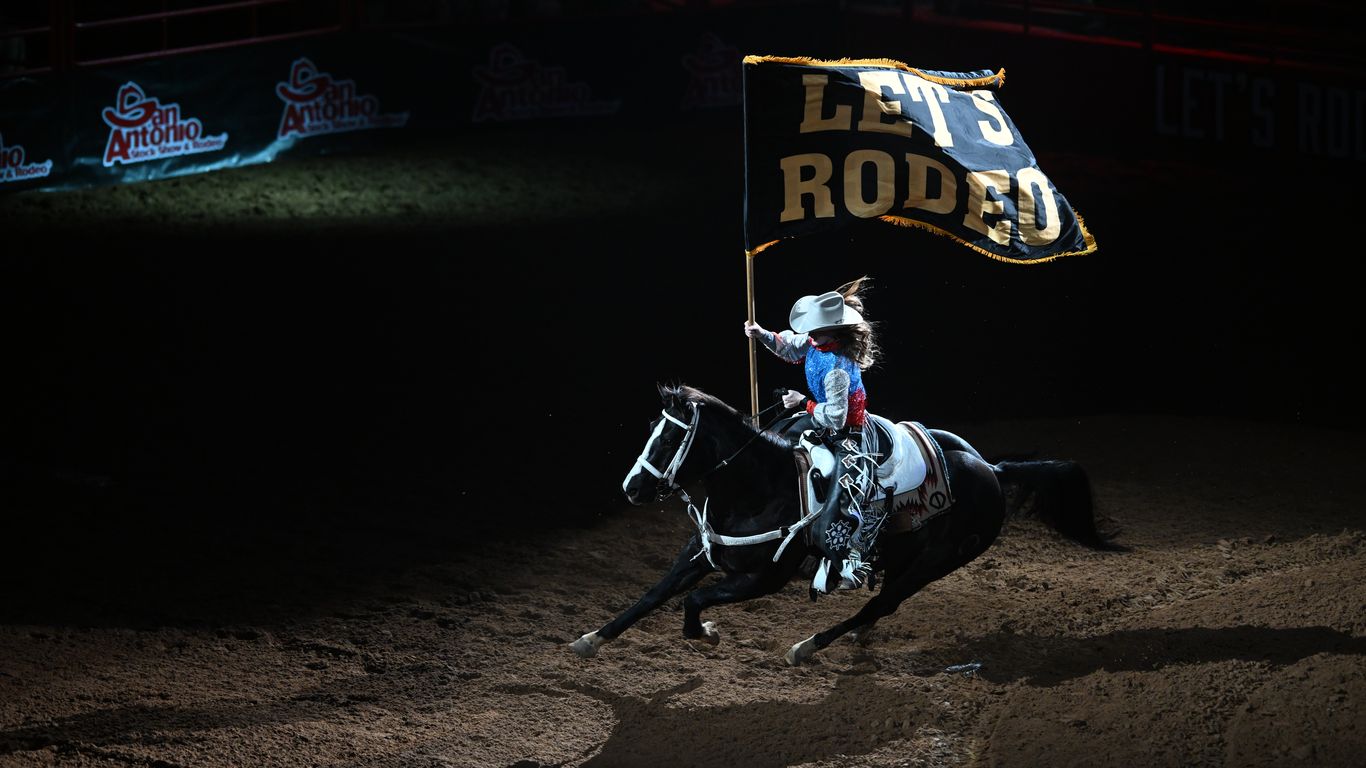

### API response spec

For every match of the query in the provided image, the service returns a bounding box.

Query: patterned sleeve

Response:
[809,368,850,430]
[757,329,809,365]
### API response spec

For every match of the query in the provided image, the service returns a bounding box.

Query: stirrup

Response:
[812,557,832,594]
[812,557,849,594]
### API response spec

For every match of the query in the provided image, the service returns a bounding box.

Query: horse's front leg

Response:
[571,536,713,658]
[681,567,792,647]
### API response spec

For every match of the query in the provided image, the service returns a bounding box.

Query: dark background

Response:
[2,2,1362,624]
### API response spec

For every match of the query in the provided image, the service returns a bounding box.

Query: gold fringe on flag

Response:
[748,214,1097,264]
[873,210,1097,264]
[742,55,1006,89]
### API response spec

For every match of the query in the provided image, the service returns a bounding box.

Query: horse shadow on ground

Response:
[3,627,1360,766]
[567,674,935,768]
[0,658,459,759]
[910,625,1366,686]
[562,625,1366,768]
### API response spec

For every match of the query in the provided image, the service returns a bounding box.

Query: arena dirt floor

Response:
[2,128,1364,767]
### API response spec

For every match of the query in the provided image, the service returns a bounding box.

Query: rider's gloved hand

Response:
[743,320,768,339]
[781,389,807,409]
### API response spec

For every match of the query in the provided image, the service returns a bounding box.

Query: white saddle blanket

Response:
[867,413,928,492]
[801,412,928,511]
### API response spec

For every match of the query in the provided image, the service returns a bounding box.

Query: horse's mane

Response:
[659,383,795,451]
[662,383,734,414]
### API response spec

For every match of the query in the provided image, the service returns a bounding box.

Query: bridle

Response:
[631,398,790,502]
[628,401,702,501]
[628,398,815,568]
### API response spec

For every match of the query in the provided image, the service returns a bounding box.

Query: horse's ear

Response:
[656,381,685,409]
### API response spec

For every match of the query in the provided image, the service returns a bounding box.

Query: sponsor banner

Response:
[1154,59,1366,163]
[0,5,832,193]
[276,57,409,139]
[2,35,423,193]
[0,74,62,190]
[680,33,742,111]
[101,82,229,166]
[0,132,53,183]
[742,56,1096,262]
[471,43,620,123]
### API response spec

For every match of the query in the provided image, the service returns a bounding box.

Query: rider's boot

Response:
[835,438,886,591]
[815,487,861,593]
[814,428,873,593]
[837,482,892,590]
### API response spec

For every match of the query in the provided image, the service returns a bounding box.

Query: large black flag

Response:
[743,56,1096,262]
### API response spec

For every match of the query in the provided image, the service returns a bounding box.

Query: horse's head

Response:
[621,383,709,505]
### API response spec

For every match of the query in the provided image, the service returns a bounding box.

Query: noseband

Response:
[629,402,701,500]
[627,398,818,568]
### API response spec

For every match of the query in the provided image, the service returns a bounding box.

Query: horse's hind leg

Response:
[571,537,712,658]
[786,562,953,666]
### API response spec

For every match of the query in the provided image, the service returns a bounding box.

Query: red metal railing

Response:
[1,0,1362,80]
[0,1,57,77]
[0,0,349,75]
[892,0,1366,78]
[4,0,717,75]
[67,0,348,69]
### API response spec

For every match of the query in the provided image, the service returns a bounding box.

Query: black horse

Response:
[571,383,1122,665]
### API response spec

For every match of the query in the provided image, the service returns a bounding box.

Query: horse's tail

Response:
[992,459,1127,551]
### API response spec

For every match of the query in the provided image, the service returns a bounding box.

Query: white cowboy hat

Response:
[789,291,864,334]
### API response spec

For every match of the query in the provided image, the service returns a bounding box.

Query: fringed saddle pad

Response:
[789,418,954,544]
[883,421,955,534]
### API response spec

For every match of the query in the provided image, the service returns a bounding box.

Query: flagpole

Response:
[741,57,759,422]
[745,249,758,421]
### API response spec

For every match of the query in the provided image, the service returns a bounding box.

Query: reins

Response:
[694,399,789,479]
[670,399,823,569]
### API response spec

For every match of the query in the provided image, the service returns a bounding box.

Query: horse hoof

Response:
[786,635,817,666]
[699,621,721,646]
[571,631,604,659]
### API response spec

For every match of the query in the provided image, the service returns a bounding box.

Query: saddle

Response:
[792,414,955,544]
[877,417,956,534]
